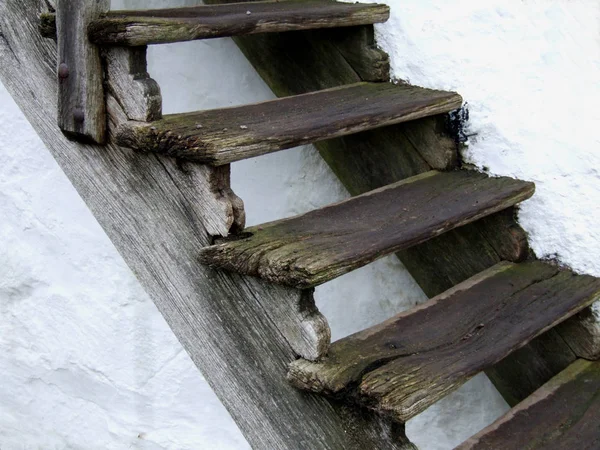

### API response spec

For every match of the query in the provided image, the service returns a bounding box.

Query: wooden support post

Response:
[56,0,108,143]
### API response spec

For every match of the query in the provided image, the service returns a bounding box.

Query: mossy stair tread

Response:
[88,1,390,46]
[199,170,535,288]
[115,82,463,165]
[287,261,600,422]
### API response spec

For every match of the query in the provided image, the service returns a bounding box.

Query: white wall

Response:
[1,0,597,449]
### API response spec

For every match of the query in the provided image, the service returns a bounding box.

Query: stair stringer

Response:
[0,2,417,448]
[213,0,600,406]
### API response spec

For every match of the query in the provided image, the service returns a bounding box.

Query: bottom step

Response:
[457,359,600,449]
[288,261,600,422]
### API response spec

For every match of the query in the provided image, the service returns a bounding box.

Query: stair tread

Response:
[287,261,600,422]
[89,1,390,46]
[199,170,534,288]
[116,82,463,165]
[456,359,600,450]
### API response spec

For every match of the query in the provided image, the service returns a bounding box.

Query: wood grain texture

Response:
[56,0,108,143]
[116,82,462,165]
[288,261,600,422]
[0,2,418,448]
[457,359,600,450]
[104,46,162,123]
[200,171,534,288]
[556,306,600,360]
[87,1,390,46]
[212,0,577,405]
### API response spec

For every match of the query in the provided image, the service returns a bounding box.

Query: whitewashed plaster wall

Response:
[0,0,597,449]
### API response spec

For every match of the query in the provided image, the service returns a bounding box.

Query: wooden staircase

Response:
[12,0,599,448]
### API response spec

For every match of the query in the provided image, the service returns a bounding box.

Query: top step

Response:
[88,1,390,46]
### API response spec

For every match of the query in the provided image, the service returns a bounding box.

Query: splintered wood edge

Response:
[455,359,596,449]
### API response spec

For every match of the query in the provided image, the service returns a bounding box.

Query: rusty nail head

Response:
[58,63,69,79]
[73,108,85,124]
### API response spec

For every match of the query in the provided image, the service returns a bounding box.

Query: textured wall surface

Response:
[0,0,597,449]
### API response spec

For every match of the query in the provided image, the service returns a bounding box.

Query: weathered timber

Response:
[288,261,600,423]
[485,328,577,407]
[0,2,416,448]
[87,1,389,46]
[209,0,577,405]
[456,359,600,450]
[200,171,534,288]
[116,82,463,165]
[104,47,162,123]
[56,0,108,143]
[556,305,600,360]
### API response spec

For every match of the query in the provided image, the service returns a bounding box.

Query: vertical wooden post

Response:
[56,0,108,144]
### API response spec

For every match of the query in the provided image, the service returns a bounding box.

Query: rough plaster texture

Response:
[1,0,597,449]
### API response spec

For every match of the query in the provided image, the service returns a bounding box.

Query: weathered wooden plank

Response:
[457,359,600,450]
[200,171,534,288]
[212,3,577,405]
[116,82,462,165]
[56,0,108,143]
[87,1,390,46]
[0,2,416,448]
[288,262,600,423]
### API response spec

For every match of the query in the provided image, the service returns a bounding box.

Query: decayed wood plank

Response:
[116,82,462,165]
[288,261,600,423]
[212,2,578,405]
[200,171,534,288]
[87,1,390,46]
[56,0,107,143]
[457,359,600,450]
[0,2,416,448]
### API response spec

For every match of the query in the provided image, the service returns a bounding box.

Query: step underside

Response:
[116,82,463,165]
[457,359,600,450]
[88,1,390,46]
[199,170,534,288]
[287,261,600,422]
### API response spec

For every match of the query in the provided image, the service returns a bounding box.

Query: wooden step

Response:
[116,82,463,165]
[287,261,600,422]
[199,171,534,288]
[88,1,390,46]
[456,359,600,449]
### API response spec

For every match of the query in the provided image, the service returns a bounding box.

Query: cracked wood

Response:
[116,82,463,165]
[288,261,600,423]
[200,170,534,288]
